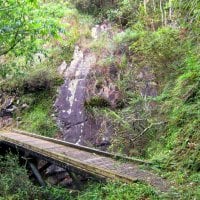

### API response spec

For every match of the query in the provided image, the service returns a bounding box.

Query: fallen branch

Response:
[131,121,167,142]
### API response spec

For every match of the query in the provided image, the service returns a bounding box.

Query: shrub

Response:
[0,64,63,95]
[85,96,110,109]
[0,154,43,199]
[77,181,159,200]
[23,68,62,93]
[0,154,73,200]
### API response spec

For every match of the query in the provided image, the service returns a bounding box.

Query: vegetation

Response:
[72,0,117,15]
[0,154,73,200]
[0,0,92,136]
[75,0,200,198]
[0,0,199,199]
[0,154,161,200]
[77,181,160,200]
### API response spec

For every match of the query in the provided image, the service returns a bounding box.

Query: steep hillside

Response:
[67,0,200,198]
[0,0,199,199]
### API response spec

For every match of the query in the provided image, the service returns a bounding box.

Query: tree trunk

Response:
[160,0,164,26]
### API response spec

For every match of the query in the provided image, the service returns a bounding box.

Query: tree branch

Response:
[0,30,24,56]
[131,121,167,142]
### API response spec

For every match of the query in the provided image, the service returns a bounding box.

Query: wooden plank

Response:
[24,140,62,150]
[54,148,97,161]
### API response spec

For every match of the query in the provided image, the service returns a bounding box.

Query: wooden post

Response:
[39,162,52,173]
[28,161,46,187]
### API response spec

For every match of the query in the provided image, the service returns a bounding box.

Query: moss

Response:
[85,96,110,109]
[19,92,58,137]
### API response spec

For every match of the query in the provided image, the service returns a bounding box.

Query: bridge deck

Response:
[0,130,169,192]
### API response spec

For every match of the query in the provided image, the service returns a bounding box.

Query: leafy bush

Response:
[129,27,186,80]
[0,154,73,200]
[0,0,63,58]
[0,64,62,95]
[0,154,44,200]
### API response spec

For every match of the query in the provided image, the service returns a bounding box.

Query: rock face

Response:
[54,24,120,147]
[0,94,15,128]
[54,46,98,145]
[0,94,15,117]
[54,24,158,149]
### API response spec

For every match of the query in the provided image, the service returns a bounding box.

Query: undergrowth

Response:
[19,92,58,137]
[77,181,160,200]
[77,0,200,198]
[1,154,162,200]
[0,154,73,200]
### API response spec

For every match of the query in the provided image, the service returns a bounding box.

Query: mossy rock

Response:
[85,96,110,108]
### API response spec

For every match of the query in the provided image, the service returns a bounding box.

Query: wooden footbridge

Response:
[0,129,169,192]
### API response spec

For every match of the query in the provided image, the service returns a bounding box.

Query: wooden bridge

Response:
[0,129,169,192]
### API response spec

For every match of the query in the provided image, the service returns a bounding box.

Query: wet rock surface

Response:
[54,24,120,147]
[0,94,15,128]
[0,116,13,128]
[0,93,31,128]
[0,94,15,117]
[54,46,98,145]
